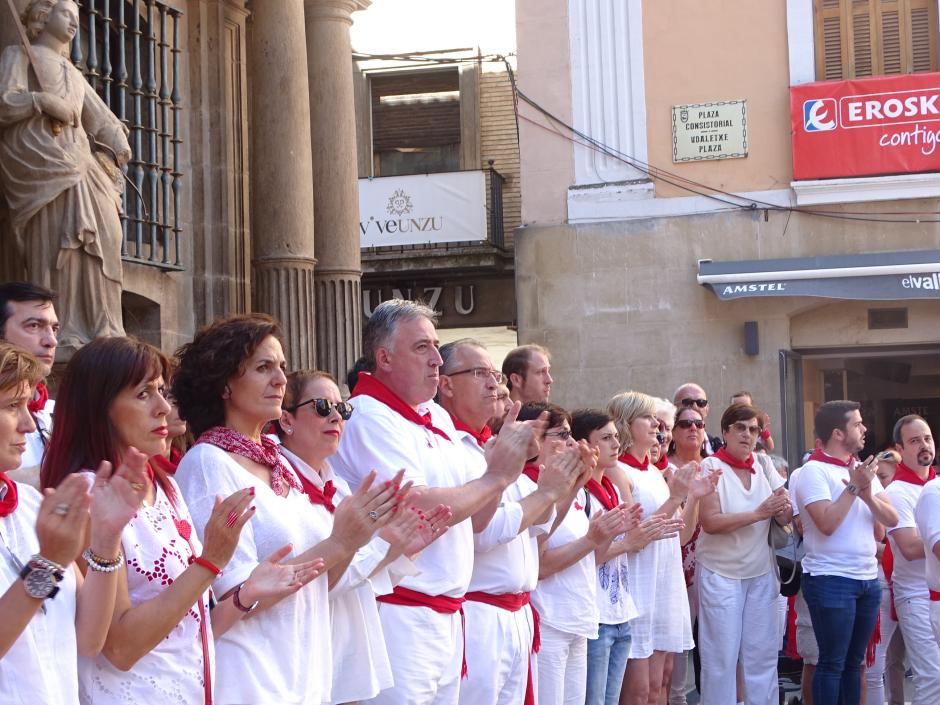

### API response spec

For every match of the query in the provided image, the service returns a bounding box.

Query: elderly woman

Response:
[39,337,318,705]
[695,403,792,705]
[172,314,400,705]
[0,343,148,703]
[650,398,676,474]
[608,391,716,705]
[276,369,449,704]
[0,0,131,347]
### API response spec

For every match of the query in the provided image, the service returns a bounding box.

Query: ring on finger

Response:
[368,510,379,521]
[225,510,239,528]
[53,503,70,517]
[130,481,146,492]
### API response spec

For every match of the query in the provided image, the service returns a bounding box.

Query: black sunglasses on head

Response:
[288,397,354,420]
[680,398,709,409]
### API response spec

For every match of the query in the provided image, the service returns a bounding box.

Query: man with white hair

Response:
[333,300,541,705]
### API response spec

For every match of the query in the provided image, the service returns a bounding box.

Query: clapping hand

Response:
[88,446,149,544]
[36,474,93,567]
[238,544,325,606]
[332,470,409,553]
[381,504,452,559]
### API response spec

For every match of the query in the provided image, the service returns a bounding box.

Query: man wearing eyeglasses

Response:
[333,299,543,705]
[503,344,553,404]
[0,283,58,489]
[673,382,722,456]
[438,338,575,705]
[887,415,940,705]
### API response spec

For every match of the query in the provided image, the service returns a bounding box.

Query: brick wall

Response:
[480,71,521,249]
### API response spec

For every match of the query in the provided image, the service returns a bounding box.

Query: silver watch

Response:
[19,555,65,600]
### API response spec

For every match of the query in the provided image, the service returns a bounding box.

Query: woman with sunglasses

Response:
[695,403,791,705]
[173,315,403,705]
[670,407,706,469]
[276,370,449,704]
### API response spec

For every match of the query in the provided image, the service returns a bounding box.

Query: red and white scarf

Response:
[197,426,302,496]
[0,473,18,517]
[28,382,48,414]
[351,373,452,441]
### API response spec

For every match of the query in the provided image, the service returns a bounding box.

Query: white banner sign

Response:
[359,171,487,248]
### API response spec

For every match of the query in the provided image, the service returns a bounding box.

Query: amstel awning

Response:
[698,249,940,301]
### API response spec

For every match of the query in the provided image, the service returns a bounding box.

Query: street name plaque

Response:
[672,99,748,162]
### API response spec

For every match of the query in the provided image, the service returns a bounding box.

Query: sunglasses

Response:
[288,398,354,420]
[545,429,572,441]
[675,418,705,430]
[680,398,709,409]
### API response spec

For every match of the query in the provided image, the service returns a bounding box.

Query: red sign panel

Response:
[790,72,940,180]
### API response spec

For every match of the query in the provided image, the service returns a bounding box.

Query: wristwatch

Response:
[19,555,65,600]
[845,483,860,496]
[233,583,259,613]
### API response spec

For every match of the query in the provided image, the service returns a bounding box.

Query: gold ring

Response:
[130,482,146,492]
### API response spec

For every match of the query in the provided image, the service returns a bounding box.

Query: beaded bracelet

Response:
[189,555,222,576]
[82,548,125,573]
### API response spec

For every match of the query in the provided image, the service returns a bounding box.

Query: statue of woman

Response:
[0,0,129,352]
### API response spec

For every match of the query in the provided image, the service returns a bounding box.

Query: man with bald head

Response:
[673,382,720,455]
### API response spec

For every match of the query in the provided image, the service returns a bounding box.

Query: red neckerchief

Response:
[150,447,182,475]
[619,452,650,471]
[714,447,755,473]
[448,412,492,448]
[27,382,48,414]
[0,473,18,517]
[522,463,540,484]
[653,454,669,471]
[294,468,337,513]
[352,373,451,442]
[892,462,936,486]
[808,449,853,467]
[584,474,619,511]
[197,426,303,496]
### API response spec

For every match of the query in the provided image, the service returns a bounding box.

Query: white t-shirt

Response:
[886,477,929,601]
[332,394,475,597]
[0,481,79,705]
[176,443,332,705]
[914,478,940,593]
[532,488,599,639]
[794,458,886,580]
[80,479,213,704]
[585,480,638,625]
[696,453,785,579]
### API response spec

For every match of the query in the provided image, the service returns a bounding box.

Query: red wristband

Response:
[190,555,222,576]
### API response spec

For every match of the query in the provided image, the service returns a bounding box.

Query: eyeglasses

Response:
[657,421,672,433]
[730,421,761,436]
[680,398,709,409]
[675,419,705,430]
[545,429,572,441]
[878,451,897,462]
[287,398,354,420]
[444,367,506,384]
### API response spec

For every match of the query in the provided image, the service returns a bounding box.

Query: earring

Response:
[285,428,293,435]
[222,384,231,400]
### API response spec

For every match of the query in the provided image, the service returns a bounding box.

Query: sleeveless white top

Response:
[586,480,639,625]
[0,481,79,704]
[79,478,213,704]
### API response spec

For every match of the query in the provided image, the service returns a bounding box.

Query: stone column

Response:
[304,0,369,383]
[247,0,317,369]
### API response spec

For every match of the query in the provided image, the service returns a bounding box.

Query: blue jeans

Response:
[802,574,881,705]
[585,621,632,705]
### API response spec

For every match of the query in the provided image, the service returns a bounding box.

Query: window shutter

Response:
[816,0,847,80]
[852,1,875,76]
[908,0,939,72]
[879,1,903,74]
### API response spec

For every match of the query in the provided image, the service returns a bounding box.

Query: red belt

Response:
[377,586,468,677]
[929,590,940,601]
[464,591,541,705]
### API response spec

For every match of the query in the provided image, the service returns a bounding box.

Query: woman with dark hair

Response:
[525,402,631,705]
[173,315,402,705]
[0,343,146,703]
[696,403,791,705]
[277,369,449,704]
[669,406,706,469]
[41,336,316,705]
[571,408,680,705]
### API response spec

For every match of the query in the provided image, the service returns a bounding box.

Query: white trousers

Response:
[697,565,779,705]
[895,594,940,705]
[536,622,587,705]
[865,581,899,705]
[460,600,535,705]
[365,603,464,705]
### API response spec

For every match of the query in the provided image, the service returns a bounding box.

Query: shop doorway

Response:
[779,345,940,465]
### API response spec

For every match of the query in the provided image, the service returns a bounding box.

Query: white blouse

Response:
[0,481,79,705]
[176,443,332,705]
[586,481,639,625]
[79,478,213,704]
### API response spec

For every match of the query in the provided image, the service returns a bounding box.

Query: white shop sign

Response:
[358,171,487,248]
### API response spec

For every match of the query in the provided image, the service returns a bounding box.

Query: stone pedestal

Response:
[248,0,317,368]
[304,0,369,382]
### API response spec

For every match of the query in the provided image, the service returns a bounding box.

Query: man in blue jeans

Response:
[792,400,899,705]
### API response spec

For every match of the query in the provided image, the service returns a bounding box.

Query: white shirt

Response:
[278,447,399,705]
[914,478,940,593]
[794,458,885,580]
[886,477,929,601]
[8,399,54,488]
[80,479,213,704]
[332,394,475,597]
[584,480,638,625]
[176,443,332,705]
[0,481,79,705]
[696,453,785,579]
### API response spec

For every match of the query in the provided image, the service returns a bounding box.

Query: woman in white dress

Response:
[607,391,717,705]
[172,314,403,705]
[276,369,451,704]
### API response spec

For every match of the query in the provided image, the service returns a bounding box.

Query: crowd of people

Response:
[0,281,937,705]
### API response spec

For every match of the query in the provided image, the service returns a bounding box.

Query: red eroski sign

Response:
[790,72,940,180]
